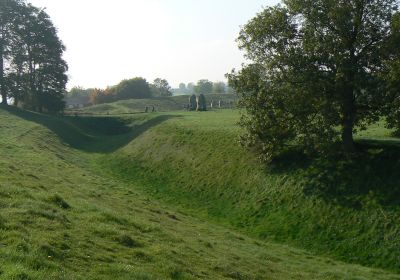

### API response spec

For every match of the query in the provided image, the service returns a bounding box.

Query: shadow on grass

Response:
[3,105,178,153]
[269,140,400,209]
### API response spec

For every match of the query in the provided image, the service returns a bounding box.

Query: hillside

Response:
[102,110,400,272]
[0,106,399,279]
[69,94,238,115]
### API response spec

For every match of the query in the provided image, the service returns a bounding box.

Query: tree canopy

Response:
[0,0,68,112]
[194,79,213,95]
[89,77,152,105]
[228,0,400,161]
[151,78,172,97]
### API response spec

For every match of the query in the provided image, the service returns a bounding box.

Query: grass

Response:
[70,94,238,115]
[101,110,400,272]
[0,105,399,279]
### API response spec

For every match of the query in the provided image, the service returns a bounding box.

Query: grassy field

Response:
[101,110,400,272]
[0,105,399,279]
[70,94,238,115]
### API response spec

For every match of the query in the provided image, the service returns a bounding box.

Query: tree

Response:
[113,77,151,100]
[179,82,187,93]
[187,82,195,94]
[212,81,226,94]
[0,0,23,105]
[151,78,172,97]
[194,79,213,95]
[0,0,67,112]
[228,0,400,160]
[90,88,115,105]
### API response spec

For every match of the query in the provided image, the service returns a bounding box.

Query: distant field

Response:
[69,94,238,115]
[0,106,399,279]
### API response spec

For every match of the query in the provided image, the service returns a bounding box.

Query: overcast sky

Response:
[28,0,279,89]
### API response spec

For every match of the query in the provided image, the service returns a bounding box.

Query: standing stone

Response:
[197,94,207,111]
[189,94,197,111]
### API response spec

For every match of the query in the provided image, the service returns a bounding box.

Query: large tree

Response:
[0,0,23,105]
[212,81,226,94]
[194,79,213,95]
[228,0,400,160]
[151,78,172,97]
[113,77,151,100]
[0,0,67,111]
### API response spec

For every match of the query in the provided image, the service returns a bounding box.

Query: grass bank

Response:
[102,110,400,273]
[0,106,398,278]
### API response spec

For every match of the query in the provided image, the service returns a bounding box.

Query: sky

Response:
[28,0,280,89]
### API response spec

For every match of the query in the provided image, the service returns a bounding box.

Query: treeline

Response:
[65,77,172,106]
[66,78,234,107]
[0,0,67,112]
[176,80,235,95]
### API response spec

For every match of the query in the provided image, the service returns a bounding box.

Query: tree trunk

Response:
[342,117,355,153]
[341,86,356,154]
[0,39,7,105]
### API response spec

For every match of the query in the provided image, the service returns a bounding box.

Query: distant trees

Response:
[174,80,231,95]
[67,86,95,99]
[179,83,187,93]
[228,0,400,160]
[151,78,172,97]
[212,82,226,94]
[194,79,213,95]
[0,0,67,112]
[89,77,155,105]
[114,77,151,100]
[187,82,195,93]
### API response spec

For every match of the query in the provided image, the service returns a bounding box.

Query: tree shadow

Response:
[4,106,178,153]
[267,141,400,209]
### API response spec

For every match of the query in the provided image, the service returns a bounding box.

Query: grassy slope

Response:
[103,110,400,273]
[0,107,399,279]
[72,94,237,115]
[0,108,400,279]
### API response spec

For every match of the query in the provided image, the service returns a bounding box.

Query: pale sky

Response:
[28,0,280,89]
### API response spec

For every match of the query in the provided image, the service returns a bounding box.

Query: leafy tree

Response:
[68,86,95,98]
[212,81,226,94]
[113,77,151,100]
[187,82,195,94]
[90,88,115,105]
[194,79,213,95]
[228,0,400,160]
[179,83,187,93]
[151,78,172,97]
[1,0,67,112]
[0,0,23,105]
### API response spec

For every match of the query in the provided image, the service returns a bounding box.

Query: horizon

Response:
[27,0,280,90]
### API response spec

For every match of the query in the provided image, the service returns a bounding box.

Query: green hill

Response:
[0,105,399,279]
[69,94,238,115]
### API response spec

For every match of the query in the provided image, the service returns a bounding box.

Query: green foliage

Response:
[212,81,226,94]
[194,79,213,95]
[89,78,152,105]
[113,77,151,100]
[0,0,67,112]
[150,78,172,97]
[228,0,400,160]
